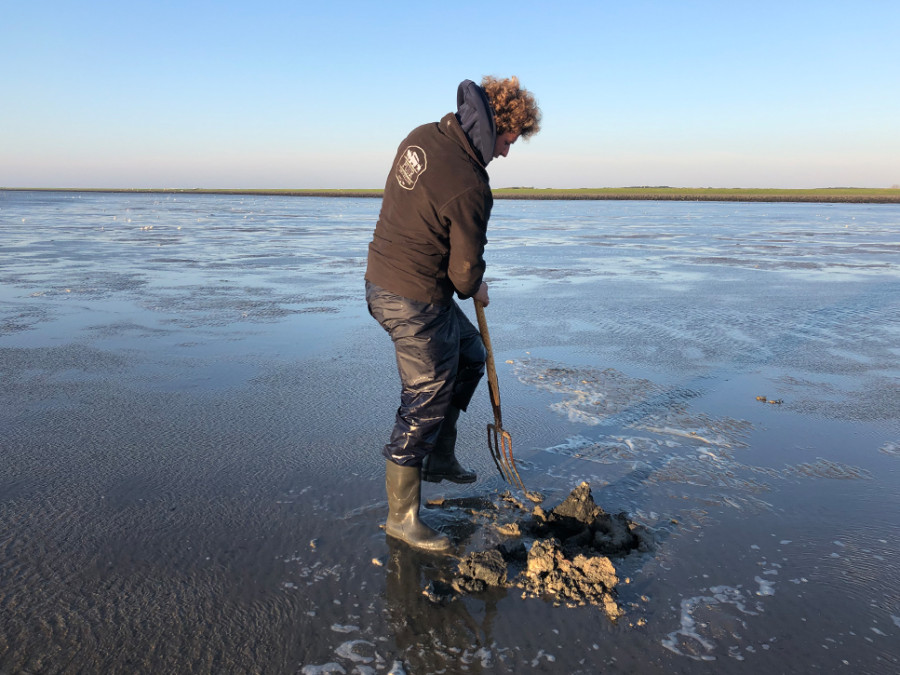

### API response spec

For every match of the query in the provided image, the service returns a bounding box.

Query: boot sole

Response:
[422,473,477,484]
[385,529,452,552]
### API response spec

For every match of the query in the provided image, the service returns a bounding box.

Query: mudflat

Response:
[1,191,898,673]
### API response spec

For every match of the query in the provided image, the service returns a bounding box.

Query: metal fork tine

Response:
[488,422,525,490]
[500,429,525,492]
[487,423,507,480]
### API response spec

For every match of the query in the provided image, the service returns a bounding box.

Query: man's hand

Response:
[473,281,490,307]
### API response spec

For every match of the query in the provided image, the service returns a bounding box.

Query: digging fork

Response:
[474,300,526,492]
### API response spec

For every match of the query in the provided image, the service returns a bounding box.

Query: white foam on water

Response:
[879,441,900,457]
[662,585,761,661]
[662,596,718,661]
[545,434,593,453]
[892,615,900,628]
[530,649,557,666]
[460,647,496,669]
[543,433,666,465]
[335,640,375,663]
[727,645,745,661]
[330,624,359,633]
[513,359,664,427]
[300,664,346,675]
[754,576,776,596]
[386,662,407,675]
[640,426,722,446]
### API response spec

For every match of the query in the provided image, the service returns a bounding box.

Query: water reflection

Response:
[384,538,504,673]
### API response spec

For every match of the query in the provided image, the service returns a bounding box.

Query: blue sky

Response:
[2,0,898,189]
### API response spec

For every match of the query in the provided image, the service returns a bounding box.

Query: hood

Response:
[455,79,496,166]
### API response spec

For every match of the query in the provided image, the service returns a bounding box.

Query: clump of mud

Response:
[445,482,653,619]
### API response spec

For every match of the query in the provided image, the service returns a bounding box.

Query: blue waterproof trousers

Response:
[365,281,486,466]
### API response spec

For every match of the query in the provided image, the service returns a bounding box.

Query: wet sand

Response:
[1,191,899,673]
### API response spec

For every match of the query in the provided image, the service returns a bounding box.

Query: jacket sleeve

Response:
[442,185,492,299]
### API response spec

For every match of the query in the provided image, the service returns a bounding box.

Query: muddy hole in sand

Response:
[425,482,654,619]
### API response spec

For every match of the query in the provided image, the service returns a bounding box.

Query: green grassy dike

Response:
[4,187,900,203]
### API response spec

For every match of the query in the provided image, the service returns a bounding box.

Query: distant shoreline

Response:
[3,187,900,203]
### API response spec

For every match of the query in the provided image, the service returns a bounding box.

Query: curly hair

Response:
[481,75,541,139]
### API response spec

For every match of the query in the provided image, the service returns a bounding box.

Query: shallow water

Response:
[1,191,899,673]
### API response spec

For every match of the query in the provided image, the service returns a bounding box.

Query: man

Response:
[365,76,541,551]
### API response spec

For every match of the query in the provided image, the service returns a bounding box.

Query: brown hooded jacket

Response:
[365,111,493,305]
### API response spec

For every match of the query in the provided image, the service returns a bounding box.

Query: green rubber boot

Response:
[422,406,477,484]
[385,461,451,552]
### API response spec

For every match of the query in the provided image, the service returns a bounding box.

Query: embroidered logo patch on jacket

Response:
[395,145,427,190]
